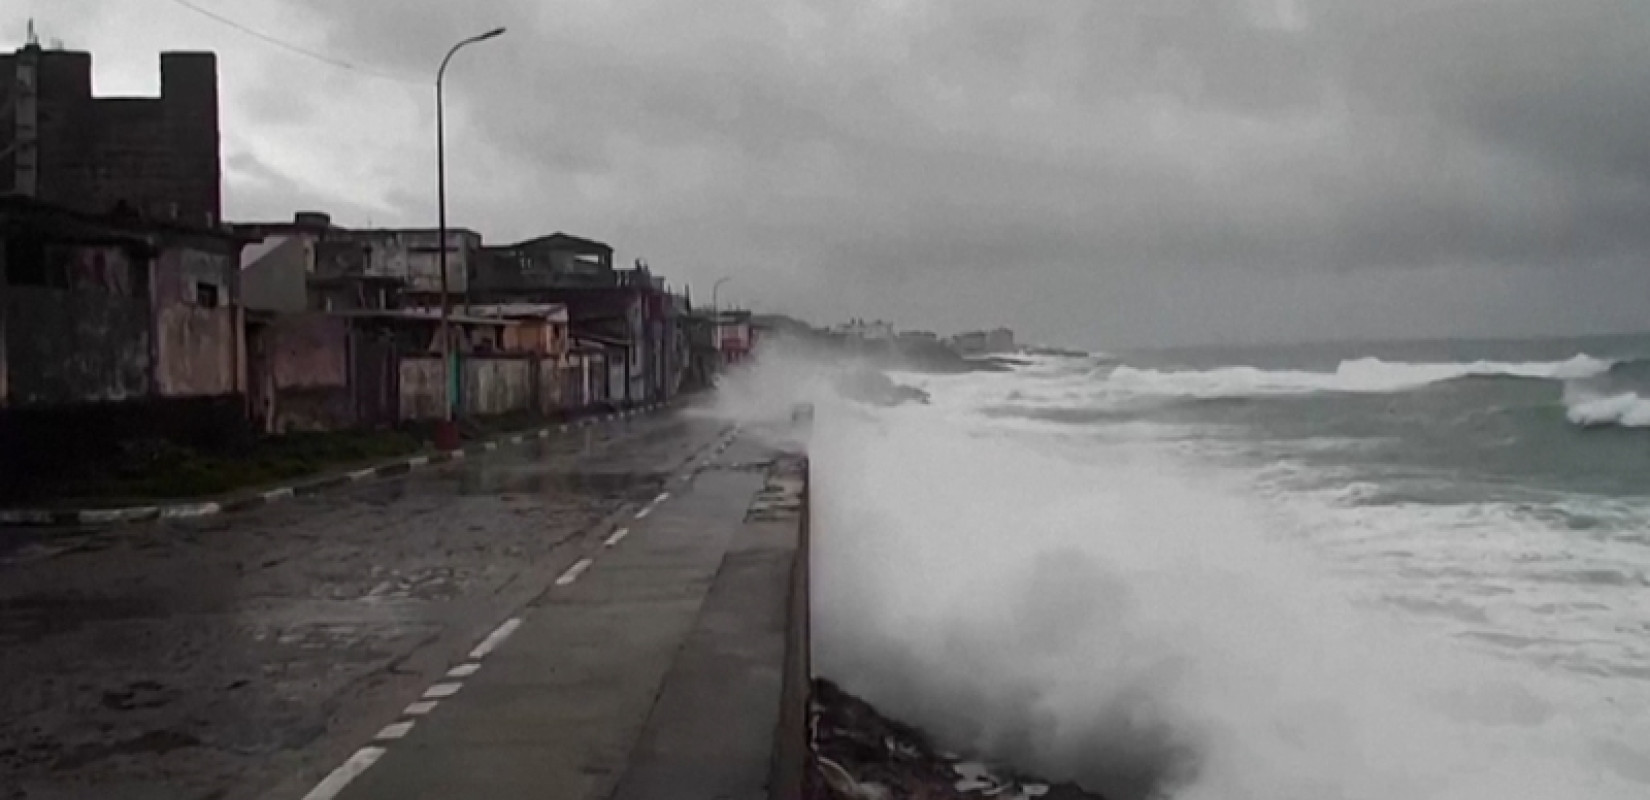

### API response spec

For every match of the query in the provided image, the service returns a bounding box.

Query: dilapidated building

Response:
[0,198,246,496]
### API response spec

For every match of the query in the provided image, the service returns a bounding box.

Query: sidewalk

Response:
[292,433,808,800]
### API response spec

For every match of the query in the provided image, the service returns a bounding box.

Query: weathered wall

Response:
[463,357,532,417]
[535,359,583,414]
[4,287,151,406]
[398,356,445,421]
[402,230,474,294]
[271,314,348,389]
[262,314,353,432]
[270,387,355,433]
[152,243,239,398]
[608,352,628,404]
[585,353,608,403]
[154,304,236,397]
[154,243,235,309]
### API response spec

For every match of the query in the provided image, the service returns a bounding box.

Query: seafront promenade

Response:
[0,404,812,800]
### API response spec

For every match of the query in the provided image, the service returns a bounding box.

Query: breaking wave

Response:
[721,345,1650,800]
[1564,388,1650,429]
[806,397,1650,800]
[1107,355,1611,398]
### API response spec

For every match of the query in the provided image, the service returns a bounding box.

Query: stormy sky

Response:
[10,0,1650,347]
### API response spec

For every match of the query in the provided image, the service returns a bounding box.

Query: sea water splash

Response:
[1564,387,1650,428]
[720,346,1650,800]
[1106,354,1611,398]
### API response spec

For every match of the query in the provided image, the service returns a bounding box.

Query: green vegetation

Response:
[57,429,426,504]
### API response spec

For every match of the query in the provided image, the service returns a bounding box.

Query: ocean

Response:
[738,333,1650,799]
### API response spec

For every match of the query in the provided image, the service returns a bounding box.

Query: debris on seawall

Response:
[806,679,1108,800]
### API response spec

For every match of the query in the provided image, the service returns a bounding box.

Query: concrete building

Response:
[236,213,480,312]
[237,212,335,312]
[476,233,615,294]
[0,197,246,496]
[472,237,685,406]
[1,43,220,227]
[0,196,244,409]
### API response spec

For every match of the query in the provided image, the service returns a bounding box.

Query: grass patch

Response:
[51,429,426,504]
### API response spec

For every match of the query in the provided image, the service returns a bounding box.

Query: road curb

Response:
[0,403,672,529]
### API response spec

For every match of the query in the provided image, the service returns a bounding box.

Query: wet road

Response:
[0,410,728,800]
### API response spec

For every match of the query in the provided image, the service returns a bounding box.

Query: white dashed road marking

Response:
[423,682,463,700]
[299,414,709,800]
[555,558,595,586]
[300,746,386,800]
[375,721,415,741]
[468,618,523,660]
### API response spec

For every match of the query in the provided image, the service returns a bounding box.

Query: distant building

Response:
[832,318,894,340]
[951,328,1015,355]
[324,228,480,307]
[951,330,989,355]
[468,302,571,357]
[474,233,616,295]
[237,211,334,313]
[1,43,220,227]
[897,330,939,343]
[713,310,753,365]
[234,213,480,312]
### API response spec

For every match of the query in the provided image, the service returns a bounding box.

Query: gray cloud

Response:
[127,0,1650,344]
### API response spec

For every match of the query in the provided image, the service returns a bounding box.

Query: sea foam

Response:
[708,346,1650,800]
[1106,354,1611,398]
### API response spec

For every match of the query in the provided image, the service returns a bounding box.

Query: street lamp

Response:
[711,276,732,310]
[435,26,506,449]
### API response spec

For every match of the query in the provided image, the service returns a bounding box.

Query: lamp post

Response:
[435,26,506,449]
[711,276,732,311]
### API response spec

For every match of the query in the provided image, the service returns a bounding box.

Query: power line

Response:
[162,0,422,85]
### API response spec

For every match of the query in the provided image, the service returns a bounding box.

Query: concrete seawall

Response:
[773,458,812,799]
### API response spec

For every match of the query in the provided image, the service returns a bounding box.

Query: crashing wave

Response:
[1564,388,1650,429]
[1105,354,1612,398]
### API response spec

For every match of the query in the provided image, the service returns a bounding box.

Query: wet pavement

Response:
[0,410,729,800]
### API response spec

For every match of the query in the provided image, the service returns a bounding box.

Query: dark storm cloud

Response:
[264,0,1650,344]
[223,149,395,225]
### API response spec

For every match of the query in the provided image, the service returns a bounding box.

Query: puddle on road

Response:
[0,591,170,644]
[455,469,669,499]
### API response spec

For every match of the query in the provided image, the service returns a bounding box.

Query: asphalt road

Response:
[0,409,731,800]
